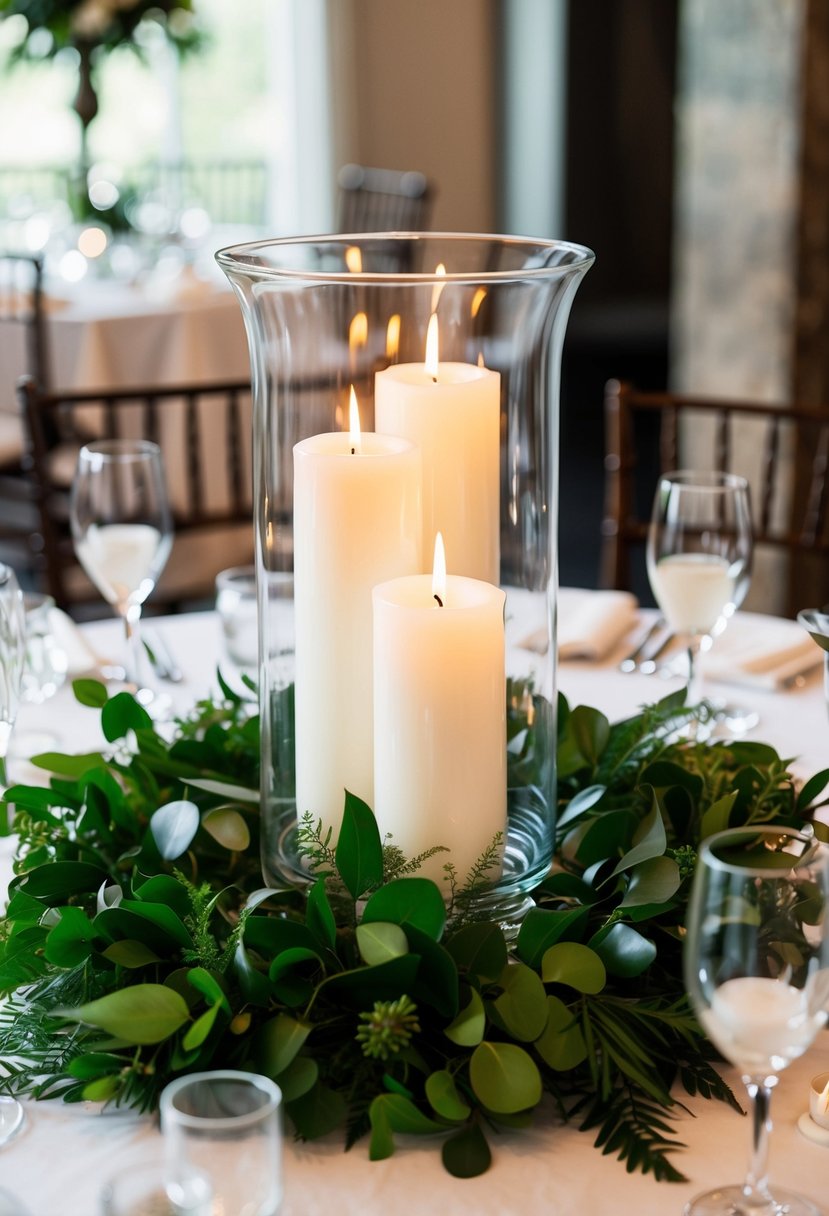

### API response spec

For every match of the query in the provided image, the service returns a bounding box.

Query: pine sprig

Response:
[579,1082,689,1183]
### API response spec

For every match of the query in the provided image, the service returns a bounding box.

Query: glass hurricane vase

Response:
[218,233,594,925]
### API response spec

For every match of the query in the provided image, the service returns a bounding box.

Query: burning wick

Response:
[432,531,446,608]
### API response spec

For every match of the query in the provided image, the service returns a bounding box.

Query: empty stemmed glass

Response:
[0,561,26,1147]
[683,825,829,1216]
[647,470,753,728]
[70,440,173,702]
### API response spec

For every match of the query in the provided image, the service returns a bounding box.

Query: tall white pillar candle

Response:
[372,547,506,886]
[375,321,500,584]
[293,428,421,840]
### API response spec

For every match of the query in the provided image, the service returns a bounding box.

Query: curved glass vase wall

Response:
[218,234,594,924]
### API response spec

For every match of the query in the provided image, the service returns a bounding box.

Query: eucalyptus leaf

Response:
[57,984,190,1045]
[618,857,681,909]
[253,1013,311,1077]
[516,906,590,970]
[534,995,588,1070]
[102,940,161,969]
[275,1055,318,1102]
[202,807,251,851]
[442,1122,492,1179]
[469,1042,542,1114]
[356,922,409,966]
[610,794,667,875]
[72,678,108,708]
[336,790,384,899]
[149,800,200,860]
[541,942,607,994]
[425,1069,471,1122]
[491,962,548,1042]
[444,920,507,981]
[589,922,657,978]
[362,878,446,940]
[444,987,486,1047]
[187,777,260,804]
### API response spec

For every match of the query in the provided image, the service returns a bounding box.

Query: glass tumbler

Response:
[160,1071,282,1216]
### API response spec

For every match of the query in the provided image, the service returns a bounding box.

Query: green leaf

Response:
[442,1122,492,1178]
[569,705,610,766]
[20,861,108,905]
[335,790,384,899]
[362,878,446,940]
[186,967,230,1012]
[182,1002,221,1051]
[618,857,681,909]
[73,678,108,707]
[44,907,97,967]
[611,795,667,875]
[356,922,409,966]
[797,767,829,812]
[405,923,459,1018]
[275,1055,318,1102]
[444,986,486,1046]
[201,807,251,851]
[469,1042,542,1114]
[150,800,200,860]
[491,963,548,1042]
[29,751,107,777]
[58,984,190,1045]
[186,777,260,804]
[425,1069,471,1121]
[700,793,738,839]
[541,942,606,994]
[369,1093,443,1160]
[67,1052,125,1080]
[516,906,590,969]
[101,691,153,741]
[306,879,336,951]
[117,901,193,950]
[82,1075,121,1102]
[589,922,657,978]
[254,1014,311,1077]
[556,783,607,829]
[101,940,161,968]
[269,947,323,1006]
[444,921,507,981]
[534,994,588,1070]
[286,1081,346,1140]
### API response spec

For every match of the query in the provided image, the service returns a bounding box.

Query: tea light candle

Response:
[810,1072,829,1130]
[372,533,507,886]
[375,315,500,584]
[293,391,422,839]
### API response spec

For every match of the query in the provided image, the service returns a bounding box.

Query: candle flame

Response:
[349,311,368,371]
[430,262,447,313]
[348,385,362,455]
[345,245,362,273]
[820,1079,829,1115]
[386,313,401,360]
[425,313,439,382]
[432,532,446,606]
[471,286,487,317]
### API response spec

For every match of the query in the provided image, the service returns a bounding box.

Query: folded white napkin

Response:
[518,588,639,661]
[47,608,104,677]
[704,613,822,690]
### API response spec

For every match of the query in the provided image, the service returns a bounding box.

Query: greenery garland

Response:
[1,676,827,1182]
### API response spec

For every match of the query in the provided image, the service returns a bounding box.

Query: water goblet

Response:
[683,825,829,1216]
[647,470,753,728]
[70,439,173,703]
[0,561,26,1146]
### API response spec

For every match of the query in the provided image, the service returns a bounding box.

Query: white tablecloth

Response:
[2,609,829,1216]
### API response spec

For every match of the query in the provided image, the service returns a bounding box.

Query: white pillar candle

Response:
[372,536,507,886]
[293,412,421,840]
[375,317,500,584]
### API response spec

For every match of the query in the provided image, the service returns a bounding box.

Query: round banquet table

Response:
[2,608,828,1216]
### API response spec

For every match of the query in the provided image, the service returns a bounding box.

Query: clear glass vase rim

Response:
[160,1069,282,1131]
[79,439,162,463]
[699,825,827,876]
[659,469,750,492]
[216,231,595,284]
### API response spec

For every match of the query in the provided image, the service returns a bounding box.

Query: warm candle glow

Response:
[820,1079,829,1115]
[345,245,362,273]
[430,262,447,313]
[425,314,439,382]
[349,311,368,370]
[386,314,401,360]
[432,531,446,606]
[471,286,487,317]
[348,386,362,455]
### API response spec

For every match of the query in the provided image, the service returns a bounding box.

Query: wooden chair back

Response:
[335,164,433,232]
[0,251,49,391]
[601,379,829,615]
[18,375,254,611]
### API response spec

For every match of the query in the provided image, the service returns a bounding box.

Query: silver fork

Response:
[619,618,666,673]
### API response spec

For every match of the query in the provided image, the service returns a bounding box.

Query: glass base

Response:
[711,702,760,734]
[684,1184,825,1216]
[0,1097,25,1147]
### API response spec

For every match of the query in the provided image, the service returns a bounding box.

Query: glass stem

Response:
[686,637,703,707]
[742,1075,777,1208]
[122,605,143,690]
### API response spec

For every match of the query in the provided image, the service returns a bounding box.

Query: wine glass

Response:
[647,470,753,726]
[0,561,26,1146]
[684,825,829,1216]
[70,440,173,701]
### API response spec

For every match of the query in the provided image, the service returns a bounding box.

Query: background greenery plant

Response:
[1,678,827,1181]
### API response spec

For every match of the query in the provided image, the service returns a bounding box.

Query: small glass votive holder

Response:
[22,593,67,703]
[160,1071,282,1216]
[215,566,258,669]
[99,1159,213,1215]
[810,1071,829,1130]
